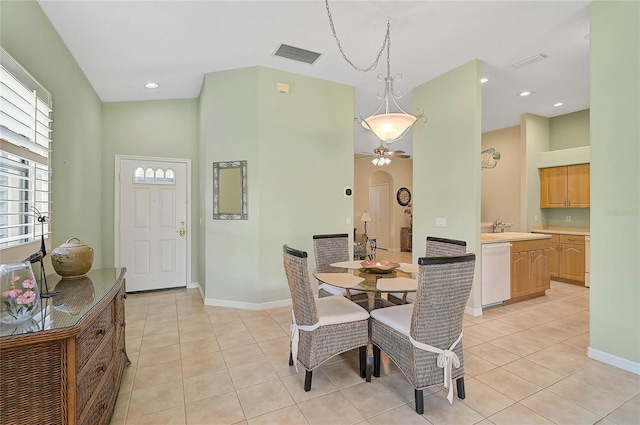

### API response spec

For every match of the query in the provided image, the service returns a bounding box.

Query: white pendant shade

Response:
[362,113,418,143]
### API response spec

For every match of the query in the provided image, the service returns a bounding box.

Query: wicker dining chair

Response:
[370,254,476,414]
[313,233,368,306]
[282,244,371,391]
[388,236,467,305]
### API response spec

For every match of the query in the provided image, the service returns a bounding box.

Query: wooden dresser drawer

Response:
[77,303,114,371]
[77,328,114,414]
[511,239,550,253]
[560,234,584,244]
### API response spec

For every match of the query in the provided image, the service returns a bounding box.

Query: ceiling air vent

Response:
[512,53,549,68]
[273,44,322,65]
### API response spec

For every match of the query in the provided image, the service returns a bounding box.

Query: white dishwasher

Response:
[481,242,512,307]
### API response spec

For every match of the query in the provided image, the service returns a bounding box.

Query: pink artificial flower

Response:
[22,279,36,289]
[2,288,23,299]
[11,275,19,283]
[17,290,36,305]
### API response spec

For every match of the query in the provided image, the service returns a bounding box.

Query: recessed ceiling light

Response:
[518,91,534,97]
[144,82,159,89]
[480,77,489,84]
[553,102,565,107]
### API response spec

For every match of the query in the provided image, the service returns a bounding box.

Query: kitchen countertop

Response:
[481,232,552,244]
[530,226,590,236]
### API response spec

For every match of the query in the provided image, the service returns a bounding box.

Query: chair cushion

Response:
[388,292,415,303]
[318,283,366,297]
[316,296,369,325]
[319,283,347,296]
[370,303,413,336]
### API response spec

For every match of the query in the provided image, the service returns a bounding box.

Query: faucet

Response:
[492,218,505,233]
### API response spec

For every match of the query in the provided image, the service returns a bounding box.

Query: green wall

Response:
[101,99,200,278]
[549,109,590,151]
[1,0,105,265]
[413,60,482,312]
[200,67,354,304]
[522,114,550,231]
[589,0,640,368]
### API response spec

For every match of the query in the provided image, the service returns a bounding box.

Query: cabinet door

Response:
[549,242,560,278]
[511,251,532,298]
[532,249,551,291]
[540,167,568,208]
[560,243,585,281]
[567,164,590,207]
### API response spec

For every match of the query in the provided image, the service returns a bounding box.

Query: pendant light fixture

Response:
[325,0,426,144]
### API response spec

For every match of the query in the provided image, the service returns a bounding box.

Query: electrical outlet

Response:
[566,215,572,222]
[346,216,351,225]
[534,215,538,222]
[435,218,447,228]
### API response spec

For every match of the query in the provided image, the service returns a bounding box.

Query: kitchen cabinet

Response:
[540,164,590,208]
[546,234,585,283]
[401,227,412,252]
[510,239,550,299]
[548,234,560,278]
[558,235,585,282]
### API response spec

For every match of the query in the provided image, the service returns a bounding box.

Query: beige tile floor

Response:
[110,250,639,425]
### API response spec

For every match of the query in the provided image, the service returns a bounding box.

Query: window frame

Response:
[1,47,52,252]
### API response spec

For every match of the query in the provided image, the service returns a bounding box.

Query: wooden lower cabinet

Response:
[559,235,585,282]
[548,235,560,278]
[545,234,585,284]
[0,268,128,425]
[510,239,550,300]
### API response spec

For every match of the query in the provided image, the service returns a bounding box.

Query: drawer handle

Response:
[98,365,106,373]
[122,293,128,300]
[96,328,105,336]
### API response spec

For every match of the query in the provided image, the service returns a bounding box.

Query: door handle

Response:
[177,221,186,236]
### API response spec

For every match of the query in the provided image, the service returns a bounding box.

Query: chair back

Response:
[425,236,467,257]
[312,233,349,267]
[283,245,318,326]
[411,254,476,348]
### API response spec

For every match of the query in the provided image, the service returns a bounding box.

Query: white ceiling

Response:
[38,0,591,156]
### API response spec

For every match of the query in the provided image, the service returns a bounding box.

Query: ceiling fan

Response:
[366,144,411,167]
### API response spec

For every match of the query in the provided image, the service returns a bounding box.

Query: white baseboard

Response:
[204,297,292,311]
[187,281,199,289]
[587,346,640,375]
[195,283,205,301]
[465,305,483,317]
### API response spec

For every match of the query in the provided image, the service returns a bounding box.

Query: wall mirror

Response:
[213,160,247,219]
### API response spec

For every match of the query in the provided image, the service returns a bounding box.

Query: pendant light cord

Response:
[325,0,391,75]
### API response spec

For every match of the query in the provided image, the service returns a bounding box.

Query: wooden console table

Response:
[0,268,128,425]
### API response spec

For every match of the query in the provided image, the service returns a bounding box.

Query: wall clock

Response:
[396,187,411,206]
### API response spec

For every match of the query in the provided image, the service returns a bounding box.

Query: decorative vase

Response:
[51,237,94,278]
[0,261,40,325]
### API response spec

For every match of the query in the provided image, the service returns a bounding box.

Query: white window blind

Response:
[0,47,52,249]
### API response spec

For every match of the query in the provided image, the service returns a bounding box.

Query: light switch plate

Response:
[435,218,447,228]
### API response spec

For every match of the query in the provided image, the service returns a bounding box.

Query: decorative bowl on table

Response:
[51,237,94,278]
[360,260,400,274]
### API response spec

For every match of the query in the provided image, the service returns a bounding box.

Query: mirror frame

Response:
[213,160,248,220]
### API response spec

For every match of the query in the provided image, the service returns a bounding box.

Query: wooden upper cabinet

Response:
[540,164,590,208]
[567,164,590,207]
[540,167,568,208]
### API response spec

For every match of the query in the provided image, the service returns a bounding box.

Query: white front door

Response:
[116,157,189,292]
[369,183,390,249]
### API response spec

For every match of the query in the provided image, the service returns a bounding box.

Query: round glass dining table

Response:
[313,260,418,311]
